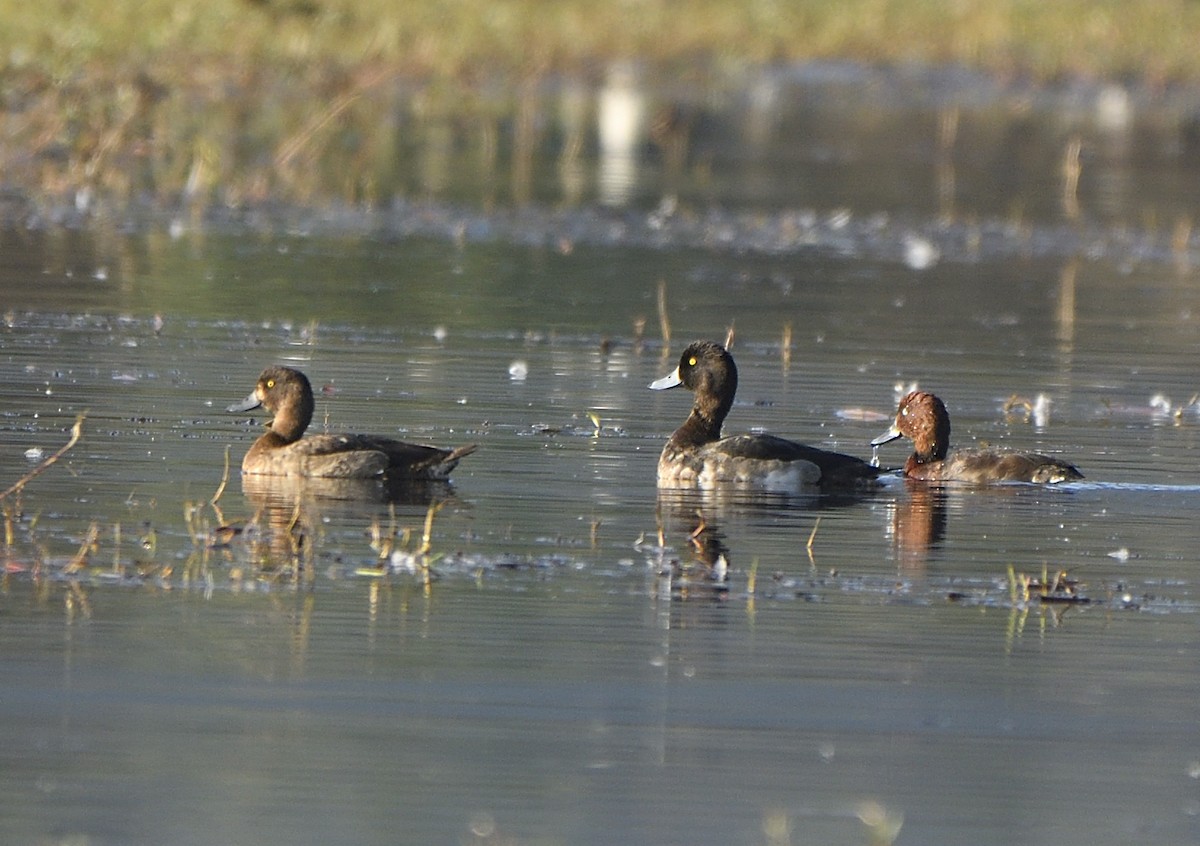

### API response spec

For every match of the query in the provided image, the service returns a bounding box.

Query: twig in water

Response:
[0,414,85,500]
[420,501,445,556]
[806,517,822,565]
[210,445,232,506]
[64,522,100,574]
[724,322,735,350]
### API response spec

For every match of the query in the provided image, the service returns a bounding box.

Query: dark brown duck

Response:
[227,366,475,480]
[649,340,879,491]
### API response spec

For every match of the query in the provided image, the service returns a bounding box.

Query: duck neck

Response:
[909,423,949,465]
[268,394,314,444]
[670,390,732,447]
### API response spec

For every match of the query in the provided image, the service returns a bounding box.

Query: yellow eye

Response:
[266,379,275,388]
[688,357,697,366]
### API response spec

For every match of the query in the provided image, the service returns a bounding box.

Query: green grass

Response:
[3,0,1200,81]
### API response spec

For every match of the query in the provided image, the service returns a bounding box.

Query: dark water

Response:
[3,67,1200,845]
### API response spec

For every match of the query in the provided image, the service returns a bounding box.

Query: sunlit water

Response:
[3,68,1200,846]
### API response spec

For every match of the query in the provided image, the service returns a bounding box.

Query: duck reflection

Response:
[651,489,734,598]
[241,473,457,510]
[653,481,890,593]
[885,478,948,573]
[227,474,460,574]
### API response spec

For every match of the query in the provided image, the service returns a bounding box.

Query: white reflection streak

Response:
[597,64,645,206]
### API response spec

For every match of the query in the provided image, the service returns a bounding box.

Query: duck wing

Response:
[348,436,477,479]
[713,434,879,486]
[943,449,1083,484]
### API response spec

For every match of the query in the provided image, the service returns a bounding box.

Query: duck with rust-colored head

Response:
[227,365,476,480]
[649,341,879,491]
[871,390,1082,484]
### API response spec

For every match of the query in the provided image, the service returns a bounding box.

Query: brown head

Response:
[872,390,951,466]
[227,365,315,444]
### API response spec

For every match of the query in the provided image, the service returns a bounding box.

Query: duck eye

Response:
[266,379,275,388]
[688,357,697,366]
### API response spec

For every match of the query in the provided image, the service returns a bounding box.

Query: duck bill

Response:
[227,391,263,413]
[648,367,682,391]
[870,424,903,447]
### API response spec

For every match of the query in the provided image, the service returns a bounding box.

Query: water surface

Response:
[2,68,1200,846]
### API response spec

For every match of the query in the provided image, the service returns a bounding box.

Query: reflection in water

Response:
[936,106,958,224]
[234,474,459,573]
[511,80,540,206]
[9,67,1200,846]
[240,473,457,509]
[885,479,948,573]
[557,78,589,206]
[653,486,887,598]
[1056,257,1077,350]
[597,63,645,206]
[650,490,732,600]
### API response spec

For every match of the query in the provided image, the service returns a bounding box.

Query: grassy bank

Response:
[3,0,1199,82]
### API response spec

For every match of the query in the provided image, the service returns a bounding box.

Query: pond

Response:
[2,65,1200,846]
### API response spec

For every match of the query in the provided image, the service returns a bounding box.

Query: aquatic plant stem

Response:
[420,501,444,555]
[0,414,85,501]
[210,444,232,506]
[64,522,100,574]
[806,517,821,565]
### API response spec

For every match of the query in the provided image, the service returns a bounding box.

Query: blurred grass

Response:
[2,0,1199,215]
[2,0,1199,81]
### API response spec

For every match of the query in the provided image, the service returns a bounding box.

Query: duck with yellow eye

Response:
[227,365,476,479]
[649,340,880,491]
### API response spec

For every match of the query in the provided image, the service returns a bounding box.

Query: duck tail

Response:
[427,443,478,478]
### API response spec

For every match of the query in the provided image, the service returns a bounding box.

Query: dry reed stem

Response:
[0,414,85,500]
[210,445,232,505]
[420,501,444,555]
[3,504,14,547]
[64,522,100,574]
[275,68,391,169]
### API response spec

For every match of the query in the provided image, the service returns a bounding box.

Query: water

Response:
[3,68,1200,845]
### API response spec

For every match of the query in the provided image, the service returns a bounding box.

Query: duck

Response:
[648,340,880,490]
[227,365,476,479]
[871,390,1082,484]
